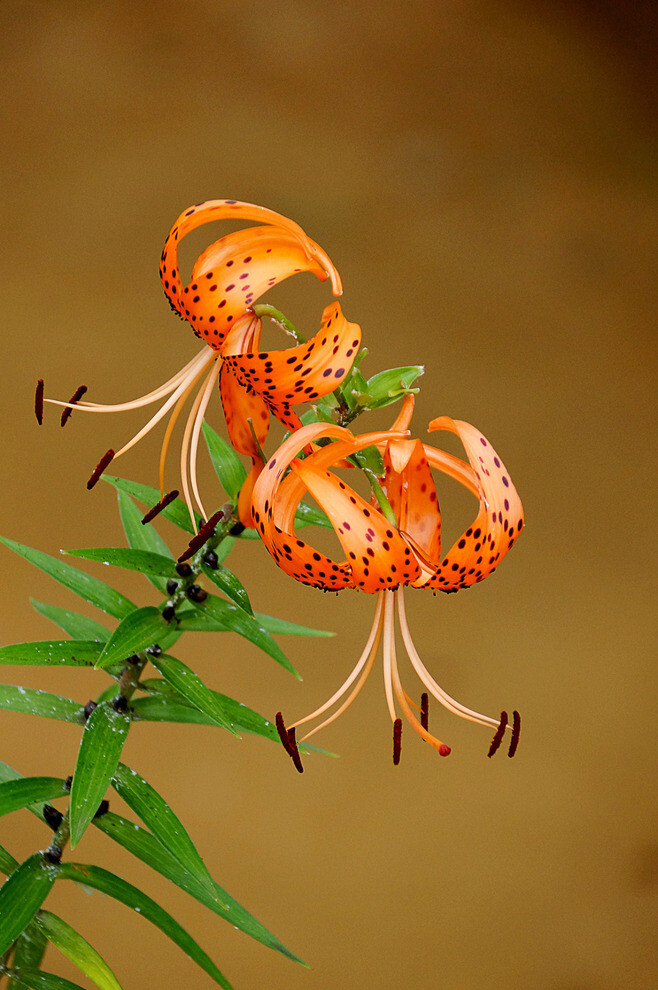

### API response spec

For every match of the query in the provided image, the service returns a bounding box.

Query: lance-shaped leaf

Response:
[30,600,110,642]
[202,422,246,500]
[255,613,335,638]
[146,653,236,733]
[117,488,173,594]
[0,841,18,875]
[0,684,83,723]
[12,919,48,971]
[101,476,201,534]
[1,967,88,990]
[0,537,135,619]
[178,594,299,677]
[0,640,106,670]
[92,812,303,964]
[69,704,130,848]
[57,863,232,989]
[111,764,217,899]
[35,910,123,990]
[0,777,69,817]
[199,561,253,615]
[66,547,178,579]
[95,607,169,670]
[0,853,58,955]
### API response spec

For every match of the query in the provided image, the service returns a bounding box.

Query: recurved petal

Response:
[420,418,524,592]
[221,301,361,424]
[220,363,270,458]
[292,462,420,593]
[383,439,442,563]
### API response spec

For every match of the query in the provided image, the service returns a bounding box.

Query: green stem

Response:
[252,304,307,344]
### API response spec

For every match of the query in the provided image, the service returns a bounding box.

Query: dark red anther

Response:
[141,489,180,524]
[438,743,451,757]
[487,711,508,758]
[35,379,44,425]
[393,718,402,765]
[508,710,521,758]
[177,508,225,562]
[420,692,429,730]
[87,449,114,489]
[60,385,88,427]
[275,711,304,773]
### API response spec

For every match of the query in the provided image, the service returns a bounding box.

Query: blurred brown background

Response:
[1,1,656,988]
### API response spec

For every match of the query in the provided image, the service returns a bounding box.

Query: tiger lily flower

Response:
[251,397,524,767]
[40,200,357,528]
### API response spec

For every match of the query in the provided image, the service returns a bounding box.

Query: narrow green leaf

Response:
[12,919,48,971]
[146,653,236,733]
[65,547,177,578]
[117,489,172,593]
[0,640,105,669]
[95,607,169,670]
[199,562,253,615]
[132,682,333,755]
[0,853,58,955]
[0,841,19,875]
[2,967,87,990]
[0,763,51,823]
[111,764,216,899]
[101,476,200,534]
[69,704,130,848]
[201,422,246,500]
[178,594,299,677]
[0,685,83,723]
[294,501,332,529]
[0,537,135,620]
[93,813,303,964]
[0,778,68,817]
[213,535,235,564]
[35,910,123,990]
[30,600,110,642]
[255,613,335,638]
[57,863,232,989]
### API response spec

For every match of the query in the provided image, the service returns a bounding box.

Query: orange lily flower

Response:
[40,200,358,528]
[251,397,524,767]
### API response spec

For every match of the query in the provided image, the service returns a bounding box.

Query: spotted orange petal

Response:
[159,199,341,350]
[221,301,361,434]
[293,461,421,593]
[419,418,524,592]
[383,438,442,563]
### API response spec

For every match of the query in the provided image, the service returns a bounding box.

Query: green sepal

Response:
[30,600,110,643]
[0,853,58,956]
[0,777,69,818]
[34,910,123,990]
[0,537,135,620]
[0,685,83,723]
[111,763,217,900]
[56,863,232,989]
[69,704,131,848]
[201,422,247,500]
[363,365,424,408]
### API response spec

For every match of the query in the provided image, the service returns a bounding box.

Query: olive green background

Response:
[1,2,656,988]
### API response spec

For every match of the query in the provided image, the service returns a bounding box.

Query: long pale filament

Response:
[157,356,220,499]
[44,349,212,414]
[295,591,386,741]
[396,588,499,730]
[188,358,222,518]
[112,349,216,460]
[381,590,397,722]
[388,625,450,754]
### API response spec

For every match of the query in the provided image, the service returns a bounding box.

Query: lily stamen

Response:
[141,490,180,525]
[393,719,402,765]
[60,385,88,427]
[508,710,521,758]
[87,449,115,489]
[487,711,509,758]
